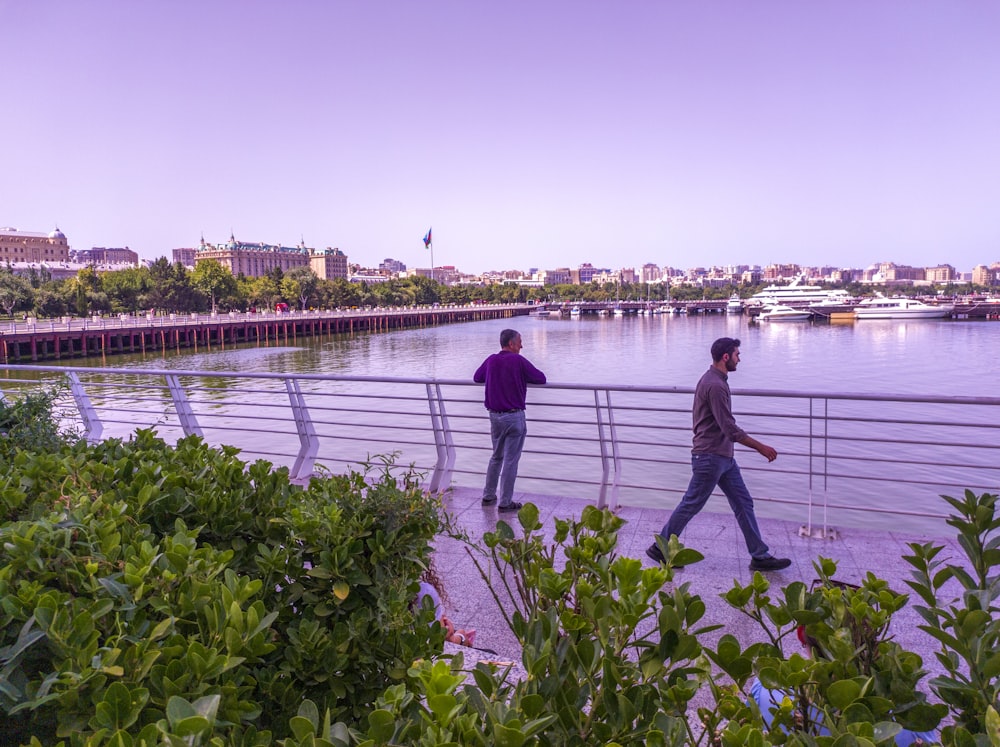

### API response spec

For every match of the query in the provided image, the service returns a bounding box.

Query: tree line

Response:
[0,259,983,318]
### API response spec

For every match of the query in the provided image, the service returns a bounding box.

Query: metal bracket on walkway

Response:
[595,388,622,510]
[426,382,455,492]
[165,374,203,438]
[286,378,318,481]
[67,372,103,444]
[799,491,840,540]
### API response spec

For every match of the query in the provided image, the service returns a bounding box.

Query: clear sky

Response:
[3,1,998,275]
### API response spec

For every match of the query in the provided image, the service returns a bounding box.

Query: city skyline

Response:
[3,2,998,275]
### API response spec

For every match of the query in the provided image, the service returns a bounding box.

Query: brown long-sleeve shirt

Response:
[690,366,747,458]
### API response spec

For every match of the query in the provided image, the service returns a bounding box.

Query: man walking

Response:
[647,337,791,571]
[474,328,547,513]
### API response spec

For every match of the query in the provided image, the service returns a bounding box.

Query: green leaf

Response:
[289,715,317,741]
[827,679,863,710]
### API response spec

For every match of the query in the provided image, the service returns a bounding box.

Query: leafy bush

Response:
[905,490,1000,746]
[0,385,80,462]
[0,431,445,745]
[327,501,963,747]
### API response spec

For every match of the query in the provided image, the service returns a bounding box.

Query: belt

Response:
[488,408,523,414]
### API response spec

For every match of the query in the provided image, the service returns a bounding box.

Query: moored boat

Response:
[854,296,954,320]
[749,277,853,307]
[756,304,812,322]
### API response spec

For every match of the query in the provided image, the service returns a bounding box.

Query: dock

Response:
[0,304,530,362]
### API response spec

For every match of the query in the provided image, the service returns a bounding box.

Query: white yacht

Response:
[756,304,812,322]
[854,296,954,320]
[726,293,743,314]
[750,277,853,307]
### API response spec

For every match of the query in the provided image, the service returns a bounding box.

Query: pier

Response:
[0,303,530,363]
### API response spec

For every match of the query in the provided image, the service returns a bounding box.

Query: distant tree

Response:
[281,266,320,310]
[143,258,195,313]
[191,259,237,313]
[101,267,150,314]
[326,278,362,308]
[0,270,33,317]
[247,275,281,310]
[32,286,69,318]
[410,276,440,305]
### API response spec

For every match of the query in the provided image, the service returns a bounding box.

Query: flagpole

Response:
[423,227,434,284]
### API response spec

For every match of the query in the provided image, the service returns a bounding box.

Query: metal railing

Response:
[2,364,998,536]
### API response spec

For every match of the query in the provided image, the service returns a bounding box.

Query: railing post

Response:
[286,378,318,481]
[67,372,103,444]
[165,375,203,438]
[800,396,838,540]
[594,388,621,510]
[426,383,455,492]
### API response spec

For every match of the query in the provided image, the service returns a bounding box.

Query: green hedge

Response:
[0,430,445,745]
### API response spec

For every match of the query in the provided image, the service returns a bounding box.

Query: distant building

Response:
[879,262,924,283]
[173,247,197,267]
[576,263,597,284]
[640,263,661,283]
[196,234,311,277]
[0,226,70,264]
[379,257,406,274]
[972,263,1000,287]
[195,234,348,279]
[72,247,139,266]
[924,264,957,283]
[310,247,348,280]
[763,264,801,281]
[535,267,571,284]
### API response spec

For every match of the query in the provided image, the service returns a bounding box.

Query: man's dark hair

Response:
[500,329,520,348]
[711,337,741,362]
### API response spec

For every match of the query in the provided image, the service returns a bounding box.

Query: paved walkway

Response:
[432,485,960,681]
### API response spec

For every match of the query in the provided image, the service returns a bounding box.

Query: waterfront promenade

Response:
[434,484,960,694]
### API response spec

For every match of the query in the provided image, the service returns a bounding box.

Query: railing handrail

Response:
[5,363,999,407]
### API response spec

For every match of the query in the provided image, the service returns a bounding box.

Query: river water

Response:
[13,312,1000,536]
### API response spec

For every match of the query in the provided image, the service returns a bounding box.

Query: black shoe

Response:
[645,544,665,565]
[497,501,522,513]
[482,496,497,505]
[749,555,792,572]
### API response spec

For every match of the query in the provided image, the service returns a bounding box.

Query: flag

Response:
[423,228,432,248]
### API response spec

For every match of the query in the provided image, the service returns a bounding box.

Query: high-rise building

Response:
[172,247,197,266]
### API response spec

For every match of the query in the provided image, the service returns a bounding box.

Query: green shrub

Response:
[0,431,445,745]
[0,385,80,463]
[905,490,1000,746]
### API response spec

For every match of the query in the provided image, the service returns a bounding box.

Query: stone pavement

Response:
[431,485,962,682]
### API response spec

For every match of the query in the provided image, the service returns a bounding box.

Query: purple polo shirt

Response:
[473,351,547,411]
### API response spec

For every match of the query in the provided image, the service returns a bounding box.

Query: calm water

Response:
[73,311,1000,397]
[20,312,1000,536]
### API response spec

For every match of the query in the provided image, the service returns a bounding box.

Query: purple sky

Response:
[3,1,998,275]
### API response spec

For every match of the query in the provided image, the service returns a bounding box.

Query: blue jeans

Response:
[483,411,527,506]
[658,453,770,559]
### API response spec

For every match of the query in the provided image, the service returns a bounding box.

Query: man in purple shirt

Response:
[647,337,791,572]
[474,329,547,512]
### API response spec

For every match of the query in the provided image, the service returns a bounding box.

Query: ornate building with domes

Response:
[196,233,348,280]
[0,226,70,264]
